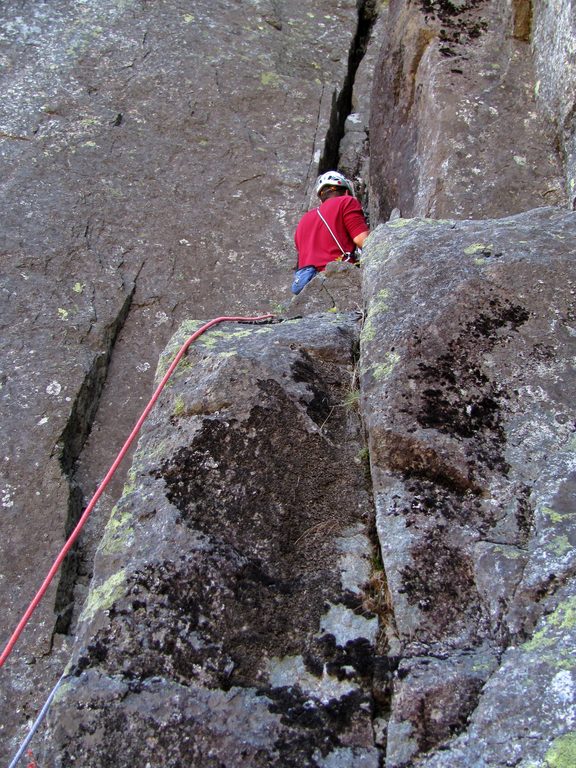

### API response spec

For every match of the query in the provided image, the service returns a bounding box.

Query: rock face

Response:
[0,0,377,758]
[46,314,382,767]
[3,0,576,765]
[46,209,576,766]
[369,0,567,222]
[361,208,576,766]
[532,0,576,208]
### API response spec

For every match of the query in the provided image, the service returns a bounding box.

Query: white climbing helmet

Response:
[315,171,355,197]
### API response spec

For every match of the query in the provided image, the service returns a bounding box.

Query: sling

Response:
[316,208,354,262]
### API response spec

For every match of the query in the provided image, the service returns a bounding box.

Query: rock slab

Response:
[360,208,576,766]
[45,313,382,767]
[369,0,566,222]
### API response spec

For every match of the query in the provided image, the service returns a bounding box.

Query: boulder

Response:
[360,208,576,765]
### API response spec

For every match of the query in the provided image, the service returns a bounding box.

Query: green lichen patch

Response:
[543,731,576,768]
[387,216,441,230]
[387,217,411,228]
[542,506,572,524]
[53,678,75,705]
[372,288,390,312]
[491,544,524,560]
[199,325,273,349]
[547,534,572,557]
[261,71,281,87]
[79,569,127,624]
[141,437,170,465]
[464,242,493,256]
[198,329,246,349]
[361,289,391,344]
[523,597,576,655]
[360,318,376,344]
[122,467,138,497]
[372,351,401,381]
[173,394,186,418]
[99,504,134,556]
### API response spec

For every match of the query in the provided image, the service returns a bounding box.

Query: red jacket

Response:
[294,195,368,270]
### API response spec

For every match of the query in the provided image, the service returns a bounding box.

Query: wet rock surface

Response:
[45,314,382,766]
[360,208,576,766]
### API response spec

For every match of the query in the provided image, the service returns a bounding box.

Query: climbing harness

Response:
[0,314,273,669]
[316,208,358,263]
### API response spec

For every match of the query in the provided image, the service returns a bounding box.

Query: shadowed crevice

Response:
[319,0,379,174]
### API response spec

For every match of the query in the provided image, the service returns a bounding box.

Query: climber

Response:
[291,171,369,295]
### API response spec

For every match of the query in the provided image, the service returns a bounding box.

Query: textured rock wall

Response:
[532,0,576,208]
[45,314,382,767]
[369,0,567,223]
[4,0,576,765]
[361,208,576,766]
[45,212,576,767]
[0,0,377,760]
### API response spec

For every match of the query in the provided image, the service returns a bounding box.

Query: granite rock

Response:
[369,0,566,222]
[45,314,382,767]
[360,208,576,765]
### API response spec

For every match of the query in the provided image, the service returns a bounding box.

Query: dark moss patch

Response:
[56,698,274,768]
[75,553,334,691]
[291,351,333,426]
[396,670,486,754]
[404,478,495,531]
[414,294,529,477]
[262,686,370,763]
[76,368,375,691]
[309,634,377,683]
[515,483,534,544]
[399,528,483,637]
[418,0,490,57]
[157,378,367,570]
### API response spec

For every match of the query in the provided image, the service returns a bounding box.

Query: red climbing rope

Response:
[0,314,274,668]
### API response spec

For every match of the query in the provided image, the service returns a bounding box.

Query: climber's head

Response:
[315,171,355,201]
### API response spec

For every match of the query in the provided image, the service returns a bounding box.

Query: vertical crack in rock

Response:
[319,0,379,173]
[53,285,136,635]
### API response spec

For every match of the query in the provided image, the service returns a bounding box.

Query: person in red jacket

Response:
[292,171,369,294]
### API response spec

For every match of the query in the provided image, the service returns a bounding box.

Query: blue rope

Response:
[8,674,65,768]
